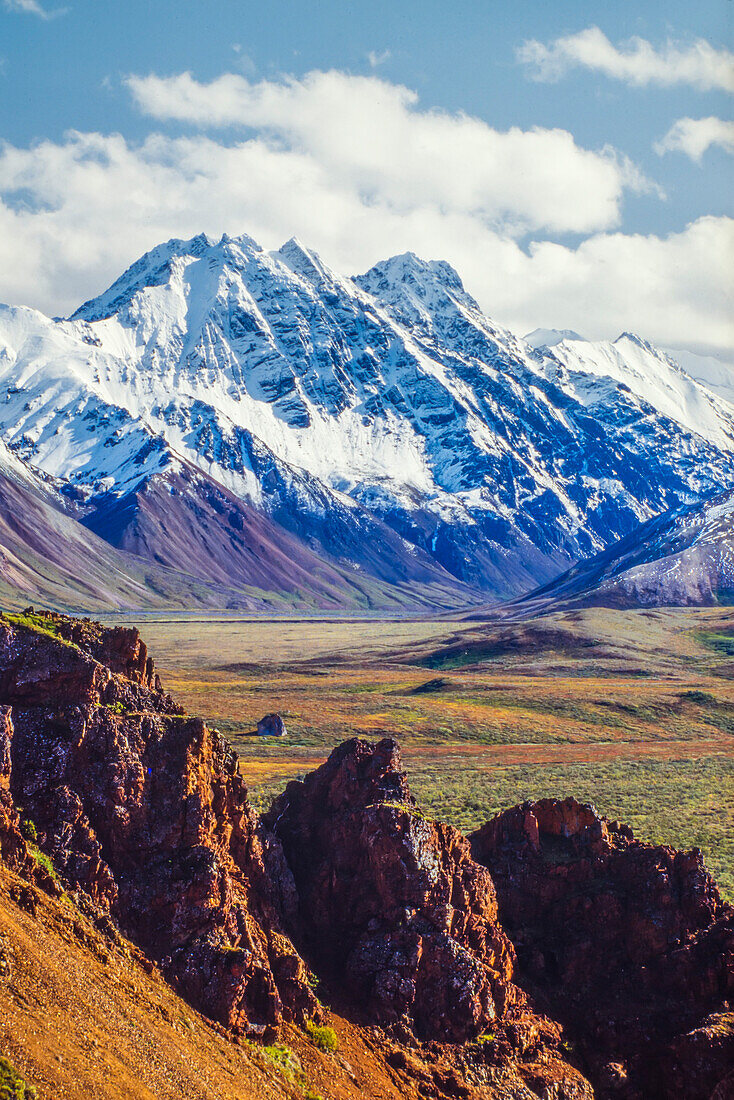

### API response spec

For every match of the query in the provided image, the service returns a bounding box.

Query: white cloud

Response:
[3,0,66,17]
[0,69,730,356]
[125,69,659,237]
[518,27,734,92]
[655,117,734,161]
[367,49,391,69]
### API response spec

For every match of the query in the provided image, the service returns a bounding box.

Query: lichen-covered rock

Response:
[0,612,316,1035]
[470,797,734,1098]
[15,609,161,689]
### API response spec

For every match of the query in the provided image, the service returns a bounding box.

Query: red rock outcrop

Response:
[263,737,593,1098]
[265,738,516,1041]
[470,797,734,1098]
[16,607,161,688]
[4,610,731,1100]
[0,705,34,878]
[0,611,315,1035]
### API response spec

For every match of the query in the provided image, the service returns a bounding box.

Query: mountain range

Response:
[1,230,732,611]
[511,486,734,611]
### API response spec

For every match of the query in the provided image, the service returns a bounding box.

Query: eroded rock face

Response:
[0,706,33,878]
[4,610,730,1100]
[265,740,562,1055]
[0,611,315,1035]
[470,797,734,1098]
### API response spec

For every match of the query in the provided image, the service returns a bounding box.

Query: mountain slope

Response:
[0,440,219,612]
[530,329,734,451]
[1,232,733,605]
[516,488,734,610]
[0,440,467,612]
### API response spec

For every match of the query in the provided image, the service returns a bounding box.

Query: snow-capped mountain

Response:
[529,329,734,451]
[663,348,734,409]
[514,486,734,609]
[1,230,733,607]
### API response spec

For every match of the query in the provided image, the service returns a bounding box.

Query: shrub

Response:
[262,1043,302,1084]
[26,843,56,881]
[20,820,37,843]
[0,1054,38,1099]
[305,1021,338,1053]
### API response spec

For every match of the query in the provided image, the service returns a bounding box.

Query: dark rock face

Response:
[0,706,36,881]
[266,741,558,1051]
[0,611,315,1035]
[263,738,595,1095]
[470,797,734,1099]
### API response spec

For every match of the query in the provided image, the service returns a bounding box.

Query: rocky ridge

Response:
[510,486,734,611]
[0,610,315,1034]
[0,610,732,1098]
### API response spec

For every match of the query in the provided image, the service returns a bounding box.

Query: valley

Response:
[129,605,734,899]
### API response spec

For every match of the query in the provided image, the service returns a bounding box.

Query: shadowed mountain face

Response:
[0,231,733,609]
[0,441,228,612]
[516,487,734,611]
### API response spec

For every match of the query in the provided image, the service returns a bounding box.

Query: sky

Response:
[0,0,732,357]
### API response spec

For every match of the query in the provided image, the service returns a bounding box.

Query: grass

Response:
[26,842,57,882]
[260,1042,323,1097]
[698,630,734,658]
[0,1055,37,1100]
[304,1021,338,1053]
[262,1043,302,1082]
[3,611,70,645]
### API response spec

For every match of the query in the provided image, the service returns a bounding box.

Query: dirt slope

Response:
[0,861,417,1100]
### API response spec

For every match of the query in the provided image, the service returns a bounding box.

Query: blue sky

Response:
[1,0,732,355]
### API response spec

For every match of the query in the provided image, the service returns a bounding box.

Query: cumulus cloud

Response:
[125,69,659,236]
[518,27,734,92]
[655,117,734,161]
[3,0,66,17]
[0,69,730,356]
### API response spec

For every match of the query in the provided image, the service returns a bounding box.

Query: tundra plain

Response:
[120,606,734,899]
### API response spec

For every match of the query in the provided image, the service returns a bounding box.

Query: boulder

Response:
[257,713,287,737]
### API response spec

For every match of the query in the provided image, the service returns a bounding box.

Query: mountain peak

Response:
[524,328,585,349]
[273,236,335,285]
[359,251,466,294]
[614,331,659,354]
[70,233,214,322]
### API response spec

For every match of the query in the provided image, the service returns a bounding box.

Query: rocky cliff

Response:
[470,798,734,1099]
[0,610,315,1035]
[0,610,731,1099]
